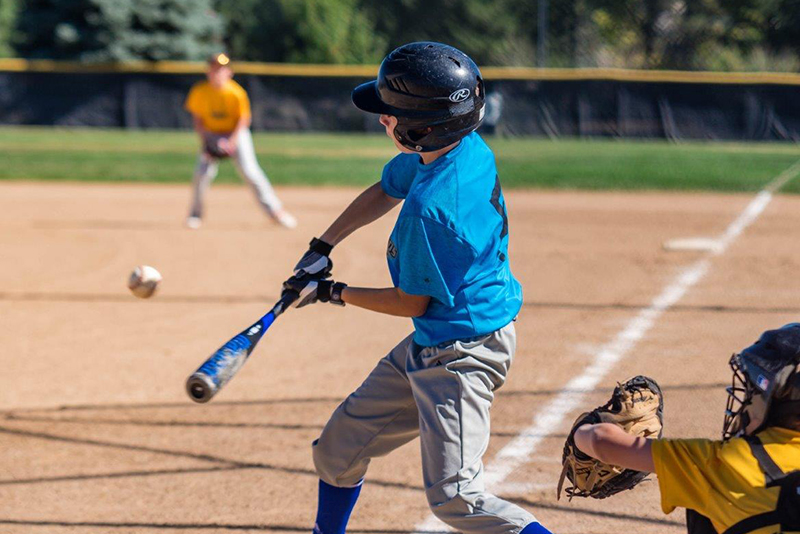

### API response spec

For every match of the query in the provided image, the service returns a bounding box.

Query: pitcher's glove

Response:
[203,138,232,159]
[557,375,663,500]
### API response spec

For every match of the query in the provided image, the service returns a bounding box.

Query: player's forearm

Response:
[341,286,429,317]
[574,423,655,472]
[229,115,251,143]
[320,182,401,246]
[193,116,208,138]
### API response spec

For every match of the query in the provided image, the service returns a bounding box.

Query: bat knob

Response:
[186,372,217,403]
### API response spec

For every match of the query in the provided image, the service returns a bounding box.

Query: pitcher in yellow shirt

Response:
[573,323,800,534]
[184,53,296,229]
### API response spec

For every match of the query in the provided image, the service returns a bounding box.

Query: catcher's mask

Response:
[351,41,485,153]
[723,323,800,440]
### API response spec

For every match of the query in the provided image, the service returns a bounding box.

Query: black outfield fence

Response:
[1,60,800,141]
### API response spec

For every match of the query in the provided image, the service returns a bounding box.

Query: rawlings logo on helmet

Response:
[449,88,471,102]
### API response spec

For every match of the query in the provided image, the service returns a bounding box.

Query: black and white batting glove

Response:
[294,237,334,279]
[282,276,347,308]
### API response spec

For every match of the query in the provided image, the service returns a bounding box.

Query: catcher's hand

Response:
[203,137,233,159]
[557,375,663,500]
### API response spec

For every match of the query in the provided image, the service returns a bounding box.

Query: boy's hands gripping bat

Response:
[185,291,298,403]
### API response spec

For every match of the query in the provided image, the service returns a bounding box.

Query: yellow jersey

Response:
[652,427,800,534]
[185,80,251,134]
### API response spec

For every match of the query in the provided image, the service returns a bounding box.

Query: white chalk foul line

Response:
[413,162,800,533]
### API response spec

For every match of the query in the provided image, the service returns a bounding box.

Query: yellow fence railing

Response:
[1,58,800,85]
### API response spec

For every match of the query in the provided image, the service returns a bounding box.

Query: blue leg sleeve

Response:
[313,479,363,534]
[521,521,554,534]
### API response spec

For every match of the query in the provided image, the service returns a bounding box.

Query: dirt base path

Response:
[1,182,799,534]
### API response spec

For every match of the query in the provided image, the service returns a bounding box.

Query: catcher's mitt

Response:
[557,375,663,500]
[203,138,231,159]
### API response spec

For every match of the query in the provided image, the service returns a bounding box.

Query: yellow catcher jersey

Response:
[652,427,800,534]
[185,80,251,134]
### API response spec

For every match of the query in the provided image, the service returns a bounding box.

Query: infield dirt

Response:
[1,182,799,534]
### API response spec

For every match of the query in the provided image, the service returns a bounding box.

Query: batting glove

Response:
[283,276,346,308]
[294,237,334,279]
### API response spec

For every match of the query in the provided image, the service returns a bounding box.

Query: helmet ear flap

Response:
[392,123,423,152]
[406,126,433,143]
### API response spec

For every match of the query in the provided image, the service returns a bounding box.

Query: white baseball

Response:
[128,265,162,299]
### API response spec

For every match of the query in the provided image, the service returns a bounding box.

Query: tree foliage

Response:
[6,0,800,70]
[216,0,385,64]
[16,0,223,61]
[580,0,800,70]
[0,0,19,57]
[359,0,534,66]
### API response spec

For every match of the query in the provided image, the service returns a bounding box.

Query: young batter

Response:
[282,42,552,534]
[184,53,296,229]
[574,323,800,534]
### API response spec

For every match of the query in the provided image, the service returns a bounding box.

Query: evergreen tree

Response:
[16,0,223,61]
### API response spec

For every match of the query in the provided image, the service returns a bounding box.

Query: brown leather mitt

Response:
[557,375,664,500]
[203,138,231,159]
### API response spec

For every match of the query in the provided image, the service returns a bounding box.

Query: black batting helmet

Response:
[723,323,800,439]
[352,42,485,152]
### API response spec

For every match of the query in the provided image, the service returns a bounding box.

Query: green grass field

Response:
[2,126,800,193]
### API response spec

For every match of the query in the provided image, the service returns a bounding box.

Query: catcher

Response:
[560,324,800,534]
[183,53,296,229]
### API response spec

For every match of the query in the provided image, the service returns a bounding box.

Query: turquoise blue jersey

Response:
[381,132,523,347]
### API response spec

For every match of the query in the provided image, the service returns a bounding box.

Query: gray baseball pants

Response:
[188,128,282,219]
[312,322,537,534]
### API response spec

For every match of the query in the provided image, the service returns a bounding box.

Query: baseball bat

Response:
[186,291,298,403]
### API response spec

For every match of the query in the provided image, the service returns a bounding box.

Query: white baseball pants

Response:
[188,128,282,219]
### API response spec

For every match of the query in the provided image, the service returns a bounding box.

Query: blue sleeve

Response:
[395,216,476,307]
[380,154,417,199]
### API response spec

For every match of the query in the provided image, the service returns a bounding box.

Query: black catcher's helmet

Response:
[352,42,485,152]
[723,323,800,439]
